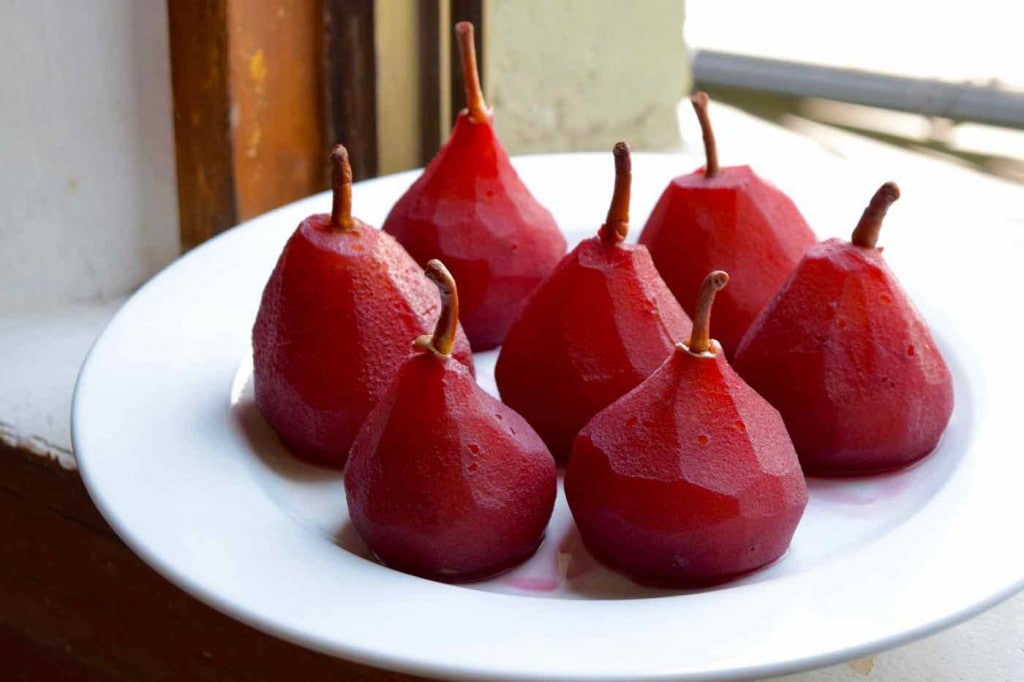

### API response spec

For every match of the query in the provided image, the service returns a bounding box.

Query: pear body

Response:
[733,238,954,474]
[495,237,693,462]
[382,113,566,350]
[345,354,557,582]
[252,216,473,468]
[639,166,816,356]
[565,345,808,586]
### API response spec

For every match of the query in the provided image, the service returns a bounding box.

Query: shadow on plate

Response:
[232,382,343,484]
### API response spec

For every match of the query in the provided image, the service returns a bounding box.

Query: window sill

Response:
[0,298,125,469]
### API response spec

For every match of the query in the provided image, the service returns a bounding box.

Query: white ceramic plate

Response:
[73,153,1024,681]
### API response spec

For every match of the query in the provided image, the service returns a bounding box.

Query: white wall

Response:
[0,0,179,313]
[487,0,688,154]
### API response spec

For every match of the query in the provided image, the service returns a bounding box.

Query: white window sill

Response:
[0,298,125,469]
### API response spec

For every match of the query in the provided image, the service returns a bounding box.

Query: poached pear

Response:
[639,92,817,357]
[382,21,566,350]
[252,146,473,468]
[495,142,693,463]
[565,271,808,586]
[345,260,557,582]
[733,183,954,475]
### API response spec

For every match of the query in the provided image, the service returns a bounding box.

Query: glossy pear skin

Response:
[252,216,473,468]
[565,344,808,586]
[733,238,954,474]
[495,237,693,463]
[383,113,567,350]
[344,354,557,582]
[639,166,816,356]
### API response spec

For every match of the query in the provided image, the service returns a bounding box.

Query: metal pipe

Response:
[693,49,1024,129]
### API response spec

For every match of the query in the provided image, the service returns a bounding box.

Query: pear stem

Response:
[330,145,355,230]
[599,142,631,244]
[455,21,488,123]
[851,182,900,248]
[414,260,459,357]
[691,92,719,178]
[687,271,729,354]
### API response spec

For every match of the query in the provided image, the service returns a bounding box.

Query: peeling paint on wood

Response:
[0,421,75,470]
[170,1,328,248]
[227,0,327,221]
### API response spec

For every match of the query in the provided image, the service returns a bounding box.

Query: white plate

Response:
[73,153,1024,681]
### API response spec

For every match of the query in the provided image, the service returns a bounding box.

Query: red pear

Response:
[252,146,473,468]
[495,142,693,463]
[639,92,817,357]
[345,261,557,582]
[565,272,808,586]
[734,183,954,475]
[382,22,566,350]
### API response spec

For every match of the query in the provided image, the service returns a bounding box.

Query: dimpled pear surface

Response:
[383,114,566,350]
[565,346,807,586]
[345,355,557,582]
[640,166,816,356]
[252,216,473,468]
[495,236,692,463]
[734,238,953,474]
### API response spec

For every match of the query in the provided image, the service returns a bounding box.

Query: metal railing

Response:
[694,49,1024,129]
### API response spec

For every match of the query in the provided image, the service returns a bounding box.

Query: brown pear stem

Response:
[330,145,355,230]
[598,142,631,244]
[691,92,719,178]
[851,182,900,248]
[413,260,459,357]
[455,22,488,123]
[687,271,729,354]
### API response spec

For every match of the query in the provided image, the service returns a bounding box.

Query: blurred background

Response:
[2,0,1022,315]
[2,0,1022,318]
[1,1,1022,679]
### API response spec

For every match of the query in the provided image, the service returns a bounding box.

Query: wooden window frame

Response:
[169,0,483,249]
